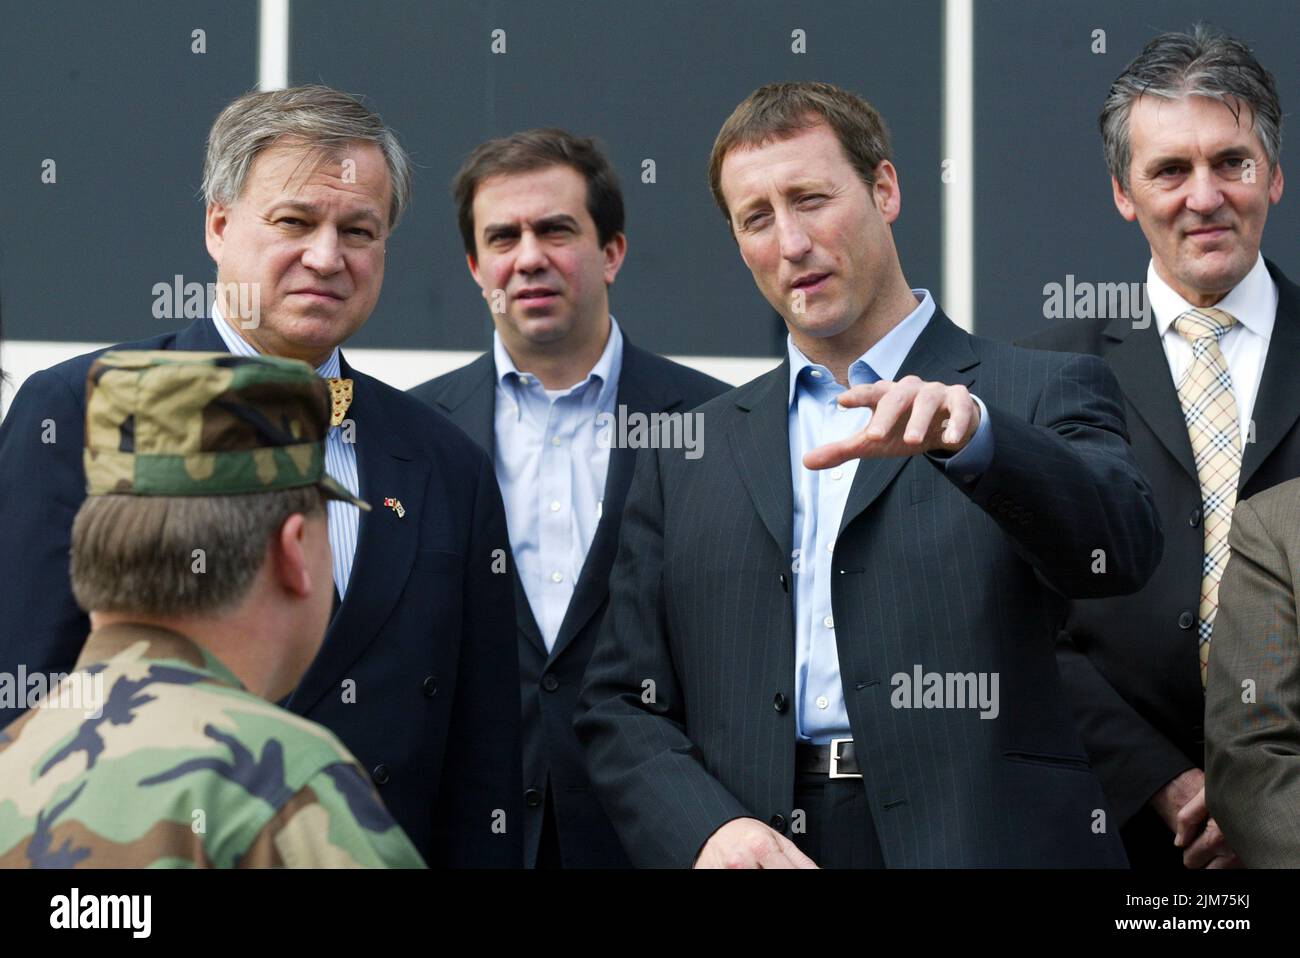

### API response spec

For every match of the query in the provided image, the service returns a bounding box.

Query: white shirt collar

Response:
[1148,254,1277,342]
[786,289,935,406]
[493,315,622,397]
[210,306,342,378]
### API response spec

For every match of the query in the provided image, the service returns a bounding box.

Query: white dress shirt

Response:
[493,318,623,651]
[1149,254,1277,446]
[210,309,361,599]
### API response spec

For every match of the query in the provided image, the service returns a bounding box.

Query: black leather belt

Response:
[796,738,862,778]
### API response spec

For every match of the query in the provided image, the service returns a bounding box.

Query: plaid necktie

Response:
[327,377,353,427]
[1173,307,1240,689]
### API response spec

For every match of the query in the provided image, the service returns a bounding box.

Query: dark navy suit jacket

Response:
[577,309,1163,868]
[0,318,524,867]
[411,340,728,866]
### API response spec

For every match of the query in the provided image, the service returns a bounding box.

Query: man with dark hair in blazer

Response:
[411,129,728,868]
[1022,25,1293,869]
[0,85,523,867]
[575,80,1161,869]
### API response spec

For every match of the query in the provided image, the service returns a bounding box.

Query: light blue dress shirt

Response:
[788,291,993,742]
[210,311,361,600]
[493,318,624,651]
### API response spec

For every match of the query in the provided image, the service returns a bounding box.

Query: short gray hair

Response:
[1101,23,1282,191]
[201,84,413,229]
[71,488,324,617]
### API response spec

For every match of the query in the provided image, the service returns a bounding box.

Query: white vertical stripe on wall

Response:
[259,0,290,91]
[943,0,975,331]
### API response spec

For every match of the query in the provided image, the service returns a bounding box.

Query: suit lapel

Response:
[430,352,496,453]
[548,344,676,663]
[288,358,429,714]
[1100,315,1198,484]
[1241,261,1300,488]
[729,360,795,557]
[838,310,979,535]
[433,351,548,657]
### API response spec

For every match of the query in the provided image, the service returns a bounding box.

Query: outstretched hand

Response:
[803,376,980,470]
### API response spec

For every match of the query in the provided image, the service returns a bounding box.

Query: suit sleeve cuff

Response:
[927,394,993,481]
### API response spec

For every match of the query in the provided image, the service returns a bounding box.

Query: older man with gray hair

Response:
[0,85,523,867]
[1024,23,1295,869]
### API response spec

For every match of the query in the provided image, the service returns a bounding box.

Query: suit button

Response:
[422,675,438,697]
[1178,610,1195,630]
[542,674,559,693]
[773,692,788,714]
[770,814,787,833]
[1189,507,1202,527]
[524,788,543,808]
[371,764,390,785]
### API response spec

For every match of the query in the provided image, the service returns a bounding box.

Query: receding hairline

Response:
[214,136,395,223]
[715,119,867,220]
[1123,92,1273,170]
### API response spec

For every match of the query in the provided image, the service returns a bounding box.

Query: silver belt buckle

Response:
[828,737,861,779]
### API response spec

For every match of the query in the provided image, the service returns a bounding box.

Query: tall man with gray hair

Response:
[0,86,523,866]
[1024,24,1296,869]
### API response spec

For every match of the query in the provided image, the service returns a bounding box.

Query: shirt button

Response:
[826,541,835,553]
[552,436,562,447]
[823,615,834,629]
[551,570,564,583]
[816,696,829,710]
[550,500,561,512]
[519,374,532,384]
[831,470,843,481]
[810,370,823,379]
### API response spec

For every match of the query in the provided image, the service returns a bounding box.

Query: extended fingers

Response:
[864,377,920,440]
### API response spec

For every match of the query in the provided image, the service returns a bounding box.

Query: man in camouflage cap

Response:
[0,351,425,867]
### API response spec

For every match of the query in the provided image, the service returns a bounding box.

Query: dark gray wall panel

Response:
[975,2,1299,345]
[0,1,258,344]
[291,0,943,357]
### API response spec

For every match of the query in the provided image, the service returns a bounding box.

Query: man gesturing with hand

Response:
[802,378,982,468]
[576,81,1161,869]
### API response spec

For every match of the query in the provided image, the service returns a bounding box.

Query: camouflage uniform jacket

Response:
[0,623,426,868]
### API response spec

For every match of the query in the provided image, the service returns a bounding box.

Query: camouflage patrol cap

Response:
[83,350,370,510]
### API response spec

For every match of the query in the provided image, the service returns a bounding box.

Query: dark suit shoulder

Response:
[692,361,781,420]
[1015,317,1111,356]
[960,327,1112,383]
[407,353,493,409]
[1238,474,1300,528]
[621,343,730,408]
[32,328,185,398]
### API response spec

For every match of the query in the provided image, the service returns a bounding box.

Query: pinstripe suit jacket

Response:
[575,308,1162,867]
